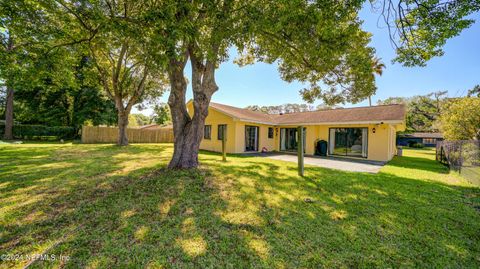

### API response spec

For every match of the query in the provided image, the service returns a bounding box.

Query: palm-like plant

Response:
[370,57,386,106]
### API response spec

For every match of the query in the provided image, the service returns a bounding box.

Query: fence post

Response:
[459,141,463,174]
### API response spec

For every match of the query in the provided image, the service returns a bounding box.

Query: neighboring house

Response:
[397,132,443,147]
[187,101,406,162]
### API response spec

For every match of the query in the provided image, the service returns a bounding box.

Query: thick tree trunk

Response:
[117,111,129,146]
[4,86,14,140]
[167,45,219,169]
[168,59,196,168]
[368,96,372,106]
[167,55,217,168]
[168,97,210,169]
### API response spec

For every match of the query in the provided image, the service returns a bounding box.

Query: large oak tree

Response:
[161,0,377,168]
[161,0,479,168]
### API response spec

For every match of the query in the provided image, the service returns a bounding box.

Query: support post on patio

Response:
[222,127,227,162]
[297,126,304,177]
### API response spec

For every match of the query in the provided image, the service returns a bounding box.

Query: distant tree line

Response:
[127,103,172,127]
[0,54,118,129]
[245,103,337,114]
[378,91,447,132]
[378,86,480,140]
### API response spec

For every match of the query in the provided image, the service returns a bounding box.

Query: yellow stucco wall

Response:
[187,102,403,162]
[187,102,237,153]
[233,122,276,153]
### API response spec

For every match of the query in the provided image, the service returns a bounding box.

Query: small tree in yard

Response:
[45,0,167,145]
[89,37,166,145]
[439,97,480,141]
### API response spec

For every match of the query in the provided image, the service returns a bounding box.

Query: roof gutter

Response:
[234,118,405,126]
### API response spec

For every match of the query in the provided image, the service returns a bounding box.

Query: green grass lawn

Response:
[0,143,479,268]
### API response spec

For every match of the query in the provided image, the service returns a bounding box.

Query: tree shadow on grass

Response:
[200,156,480,267]
[1,145,267,268]
[1,146,479,268]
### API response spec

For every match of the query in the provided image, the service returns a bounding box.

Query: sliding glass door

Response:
[245,126,259,151]
[280,128,306,152]
[329,128,368,158]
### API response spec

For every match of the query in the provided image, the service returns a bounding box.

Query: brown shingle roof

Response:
[209,102,406,125]
[210,102,277,124]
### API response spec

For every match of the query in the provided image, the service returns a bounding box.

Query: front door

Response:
[245,126,259,151]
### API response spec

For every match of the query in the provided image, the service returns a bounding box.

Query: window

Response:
[268,127,274,139]
[279,128,306,152]
[423,138,436,145]
[217,124,227,140]
[204,125,211,139]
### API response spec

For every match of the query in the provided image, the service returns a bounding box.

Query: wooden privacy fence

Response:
[81,126,174,143]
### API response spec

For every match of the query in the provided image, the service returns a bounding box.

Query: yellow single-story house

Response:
[187,101,406,162]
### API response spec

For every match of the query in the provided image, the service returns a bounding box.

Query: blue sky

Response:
[136,5,480,115]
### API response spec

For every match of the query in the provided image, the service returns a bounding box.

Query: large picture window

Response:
[217,124,227,140]
[328,128,368,158]
[204,125,211,139]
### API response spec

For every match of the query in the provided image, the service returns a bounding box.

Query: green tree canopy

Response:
[467,85,480,97]
[151,103,171,125]
[438,97,480,140]
[37,0,169,145]
[129,113,150,126]
[378,0,480,66]
[378,91,447,132]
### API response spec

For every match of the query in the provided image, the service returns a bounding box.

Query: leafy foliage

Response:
[151,103,171,125]
[13,55,117,127]
[29,0,170,145]
[378,91,447,132]
[0,124,77,140]
[0,86,5,116]
[236,1,377,105]
[129,113,150,127]
[438,97,480,140]
[378,0,480,66]
[467,85,480,97]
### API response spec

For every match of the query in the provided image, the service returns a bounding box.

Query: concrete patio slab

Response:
[259,153,385,173]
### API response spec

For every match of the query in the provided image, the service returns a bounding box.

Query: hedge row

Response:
[0,124,78,140]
